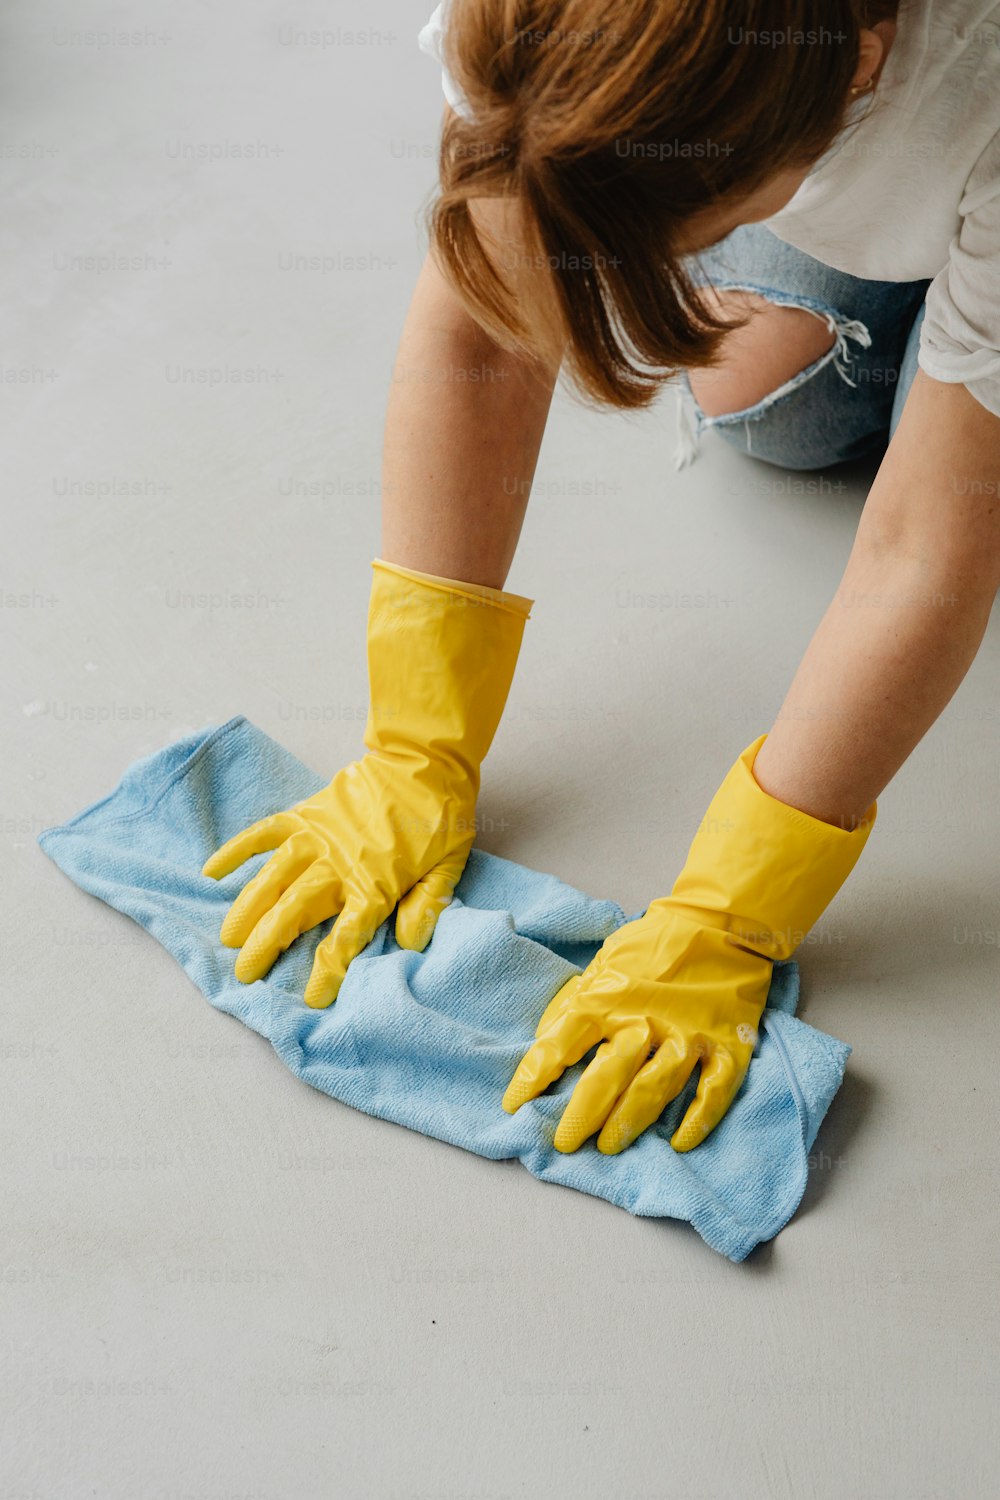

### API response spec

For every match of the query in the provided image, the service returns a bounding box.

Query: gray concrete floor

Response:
[4,2,999,1496]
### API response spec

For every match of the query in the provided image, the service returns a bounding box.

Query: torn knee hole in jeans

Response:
[673,293,872,470]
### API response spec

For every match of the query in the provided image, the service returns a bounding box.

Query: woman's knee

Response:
[687,290,837,417]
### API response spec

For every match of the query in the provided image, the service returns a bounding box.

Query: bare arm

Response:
[752,371,1000,827]
[381,160,561,589]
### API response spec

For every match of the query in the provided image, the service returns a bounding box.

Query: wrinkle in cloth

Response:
[38,717,852,1262]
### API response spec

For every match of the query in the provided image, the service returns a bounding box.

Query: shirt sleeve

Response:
[418,1,474,120]
[918,131,1000,419]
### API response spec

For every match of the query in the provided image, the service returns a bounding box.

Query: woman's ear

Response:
[853,25,891,90]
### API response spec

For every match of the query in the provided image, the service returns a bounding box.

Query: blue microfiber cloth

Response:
[38,717,851,1262]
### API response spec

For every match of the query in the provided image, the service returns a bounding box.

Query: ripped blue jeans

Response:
[675,223,930,471]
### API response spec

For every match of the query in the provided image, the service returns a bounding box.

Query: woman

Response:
[203,0,1000,1155]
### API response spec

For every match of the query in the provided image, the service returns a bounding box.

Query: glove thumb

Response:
[395,844,472,951]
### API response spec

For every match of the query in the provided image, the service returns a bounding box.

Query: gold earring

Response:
[850,76,874,96]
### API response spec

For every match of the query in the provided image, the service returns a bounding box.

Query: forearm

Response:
[752,545,993,828]
[381,249,559,590]
[753,372,1000,828]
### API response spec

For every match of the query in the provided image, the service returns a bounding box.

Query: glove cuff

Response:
[669,733,876,961]
[364,557,530,775]
[372,558,533,619]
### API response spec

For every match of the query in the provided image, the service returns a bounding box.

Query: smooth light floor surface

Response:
[4,3,999,1496]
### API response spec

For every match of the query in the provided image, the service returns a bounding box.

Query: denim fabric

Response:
[677,224,931,471]
[890,302,927,442]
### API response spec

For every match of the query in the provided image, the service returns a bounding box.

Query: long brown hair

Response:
[427,0,899,409]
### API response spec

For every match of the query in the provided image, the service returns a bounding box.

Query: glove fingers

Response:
[501,1008,604,1116]
[219,832,324,949]
[534,974,583,1040]
[670,1047,750,1153]
[304,889,393,1009]
[202,811,301,881]
[394,844,472,951]
[233,858,342,984]
[552,1022,652,1154]
[596,1036,698,1155]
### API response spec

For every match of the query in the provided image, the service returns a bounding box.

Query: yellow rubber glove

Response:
[203,558,532,1007]
[502,734,875,1153]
